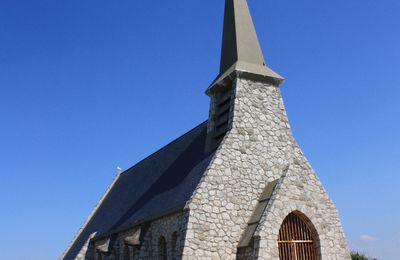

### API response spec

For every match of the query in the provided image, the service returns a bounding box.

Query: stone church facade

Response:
[62,0,351,259]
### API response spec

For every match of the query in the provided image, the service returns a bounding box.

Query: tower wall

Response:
[182,78,350,259]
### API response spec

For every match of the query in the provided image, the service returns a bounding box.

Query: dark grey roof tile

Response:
[64,121,214,260]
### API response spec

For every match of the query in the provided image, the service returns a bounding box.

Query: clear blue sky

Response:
[1,0,399,259]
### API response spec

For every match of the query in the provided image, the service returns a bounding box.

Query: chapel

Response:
[62,0,351,259]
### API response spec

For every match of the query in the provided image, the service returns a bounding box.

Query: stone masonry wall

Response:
[254,163,350,259]
[91,212,186,260]
[181,77,350,259]
[132,212,185,260]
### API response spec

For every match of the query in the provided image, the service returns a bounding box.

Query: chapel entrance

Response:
[278,213,318,260]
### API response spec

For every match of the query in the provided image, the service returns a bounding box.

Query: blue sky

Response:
[1,0,399,259]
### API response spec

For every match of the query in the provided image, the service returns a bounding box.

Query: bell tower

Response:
[185,0,352,258]
[206,0,283,151]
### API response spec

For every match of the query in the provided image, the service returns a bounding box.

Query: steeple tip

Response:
[208,0,283,94]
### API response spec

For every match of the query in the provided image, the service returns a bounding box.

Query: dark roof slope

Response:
[64,121,215,259]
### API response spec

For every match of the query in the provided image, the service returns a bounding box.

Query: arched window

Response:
[278,212,319,260]
[171,232,178,259]
[113,244,120,260]
[158,236,167,260]
[96,252,103,260]
[123,244,130,260]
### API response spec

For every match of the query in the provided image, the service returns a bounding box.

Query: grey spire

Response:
[207,0,283,93]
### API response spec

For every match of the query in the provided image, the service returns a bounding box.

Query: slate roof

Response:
[64,121,215,259]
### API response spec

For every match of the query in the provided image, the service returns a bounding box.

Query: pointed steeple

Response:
[207,0,283,94]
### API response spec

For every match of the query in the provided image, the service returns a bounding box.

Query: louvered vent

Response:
[213,91,231,141]
[206,88,233,151]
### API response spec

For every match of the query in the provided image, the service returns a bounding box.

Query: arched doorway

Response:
[278,212,319,260]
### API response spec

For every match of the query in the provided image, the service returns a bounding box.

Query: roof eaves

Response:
[61,172,121,259]
[206,62,284,95]
[90,205,187,242]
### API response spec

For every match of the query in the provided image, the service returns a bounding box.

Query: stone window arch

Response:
[171,231,178,259]
[278,211,320,260]
[158,236,167,260]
